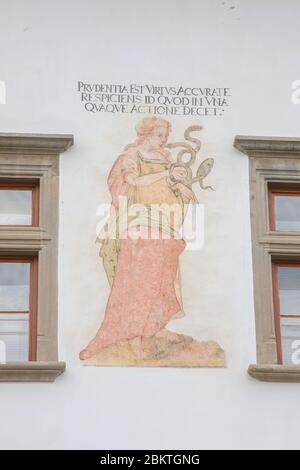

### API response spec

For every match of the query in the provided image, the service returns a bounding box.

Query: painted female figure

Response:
[79,117,198,360]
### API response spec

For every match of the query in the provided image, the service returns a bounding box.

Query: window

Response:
[0,132,73,382]
[269,184,300,367]
[0,256,38,361]
[272,261,300,365]
[269,185,300,232]
[235,135,300,382]
[0,181,39,226]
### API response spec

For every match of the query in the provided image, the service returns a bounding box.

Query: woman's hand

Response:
[171,166,188,182]
[175,183,199,203]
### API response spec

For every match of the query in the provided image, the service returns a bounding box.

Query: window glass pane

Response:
[280,317,300,365]
[0,313,29,362]
[0,263,30,311]
[278,266,300,315]
[0,189,32,225]
[275,195,300,231]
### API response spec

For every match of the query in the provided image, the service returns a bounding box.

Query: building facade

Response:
[0,0,300,450]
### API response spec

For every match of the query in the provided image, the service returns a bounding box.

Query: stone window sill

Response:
[248,364,300,382]
[0,362,66,382]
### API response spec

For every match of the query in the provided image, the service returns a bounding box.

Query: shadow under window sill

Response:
[248,364,300,383]
[0,361,66,382]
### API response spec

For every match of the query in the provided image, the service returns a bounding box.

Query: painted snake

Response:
[166,125,215,191]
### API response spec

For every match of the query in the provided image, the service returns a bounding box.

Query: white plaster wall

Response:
[0,0,300,450]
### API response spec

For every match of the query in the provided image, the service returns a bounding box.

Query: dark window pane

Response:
[0,190,32,225]
[275,195,300,231]
[0,313,29,361]
[278,266,300,315]
[0,263,30,311]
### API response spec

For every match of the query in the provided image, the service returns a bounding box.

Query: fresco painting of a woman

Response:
[80,117,225,366]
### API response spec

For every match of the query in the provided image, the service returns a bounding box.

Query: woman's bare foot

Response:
[79,337,103,360]
[155,328,182,342]
[129,336,146,359]
[79,347,97,360]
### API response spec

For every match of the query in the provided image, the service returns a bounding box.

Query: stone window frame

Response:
[235,136,300,382]
[0,133,73,382]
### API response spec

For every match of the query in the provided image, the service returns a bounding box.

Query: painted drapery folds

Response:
[80,117,225,367]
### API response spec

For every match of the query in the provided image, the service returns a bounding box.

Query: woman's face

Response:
[149,125,169,149]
